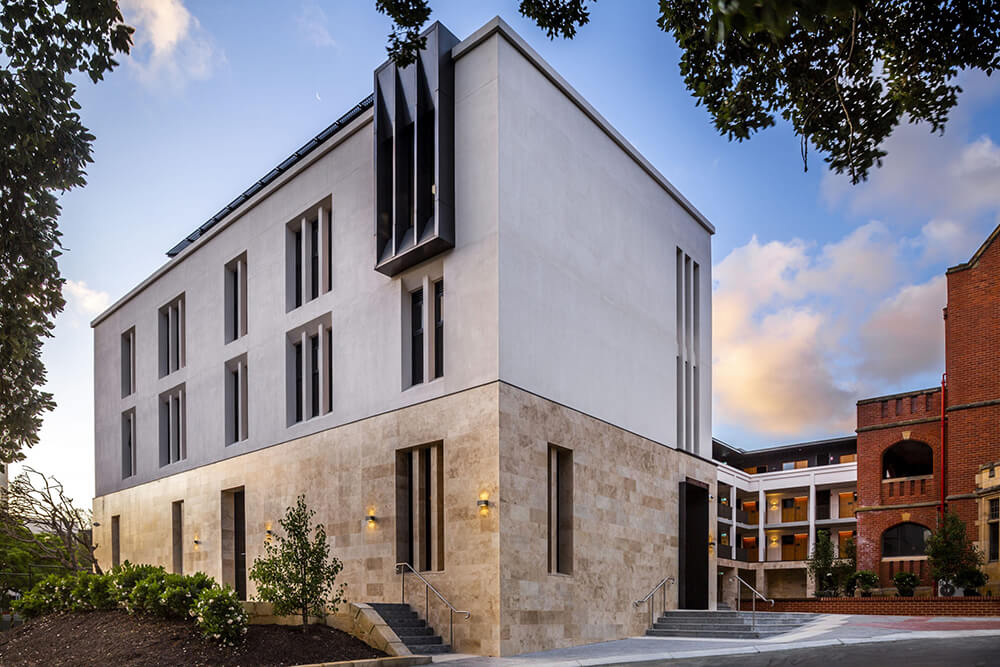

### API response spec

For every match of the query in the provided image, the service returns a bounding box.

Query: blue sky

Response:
[20,0,1000,503]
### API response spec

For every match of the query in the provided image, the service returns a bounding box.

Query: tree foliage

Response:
[375,0,1000,182]
[0,466,101,574]
[807,529,854,596]
[926,511,984,586]
[0,0,132,464]
[249,495,346,631]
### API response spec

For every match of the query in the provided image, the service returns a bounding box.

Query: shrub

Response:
[12,574,73,618]
[158,572,215,619]
[111,562,165,604]
[192,586,248,647]
[128,570,170,615]
[956,567,988,595]
[854,570,880,596]
[893,571,919,596]
[69,572,116,611]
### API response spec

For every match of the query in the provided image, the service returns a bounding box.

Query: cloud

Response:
[856,276,945,385]
[296,1,336,48]
[120,0,221,88]
[63,280,111,317]
[712,222,947,439]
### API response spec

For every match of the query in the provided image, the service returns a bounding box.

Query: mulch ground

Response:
[0,610,386,666]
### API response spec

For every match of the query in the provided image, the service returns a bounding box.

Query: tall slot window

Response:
[171,500,183,574]
[433,280,444,379]
[294,342,303,423]
[111,515,121,568]
[121,409,136,479]
[225,355,248,445]
[158,295,185,377]
[395,443,444,572]
[310,334,320,418]
[121,327,135,397]
[224,252,248,343]
[675,248,700,453]
[411,289,424,385]
[294,228,303,308]
[326,329,333,413]
[548,444,573,575]
[989,498,999,562]
[159,384,186,466]
[310,219,319,300]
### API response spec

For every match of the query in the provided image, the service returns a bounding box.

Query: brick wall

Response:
[740,597,1000,616]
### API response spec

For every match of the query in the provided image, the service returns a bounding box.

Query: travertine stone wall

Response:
[93,383,502,655]
[94,382,715,657]
[497,383,717,655]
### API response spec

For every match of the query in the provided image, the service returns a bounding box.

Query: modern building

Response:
[856,223,1000,587]
[714,437,857,602]
[90,18,717,656]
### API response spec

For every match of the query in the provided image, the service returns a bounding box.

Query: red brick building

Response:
[856,224,1000,586]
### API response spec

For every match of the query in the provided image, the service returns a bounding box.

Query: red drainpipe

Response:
[940,304,948,519]
[940,372,947,518]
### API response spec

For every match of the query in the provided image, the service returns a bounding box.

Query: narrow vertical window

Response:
[326,212,333,292]
[231,264,239,340]
[411,289,424,385]
[121,410,135,479]
[121,328,135,397]
[231,368,240,440]
[294,228,303,308]
[548,445,573,575]
[159,385,185,466]
[226,356,248,444]
[310,219,319,300]
[111,515,121,568]
[172,500,183,574]
[310,334,319,418]
[326,329,333,413]
[395,443,444,571]
[434,280,444,379]
[158,295,185,377]
[225,253,248,343]
[294,342,303,422]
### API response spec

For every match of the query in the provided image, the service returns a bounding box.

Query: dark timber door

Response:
[678,480,709,609]
[234,490,247,600]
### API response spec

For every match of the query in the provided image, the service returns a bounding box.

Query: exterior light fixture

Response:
[264,522,274,543]
[770,535,779,544]
[362,514,377,529]
[478,492,490,515]
[193,535,201,551]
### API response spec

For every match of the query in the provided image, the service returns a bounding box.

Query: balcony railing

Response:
[718,504,733,520]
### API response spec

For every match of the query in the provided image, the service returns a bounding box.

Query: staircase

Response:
[646,610,817,639]
[369,602,452,655]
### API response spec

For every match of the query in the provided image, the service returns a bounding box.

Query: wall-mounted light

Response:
[362,514,377,530]
[477,491,490,515]
[264,521,274,543]
[193,535,201,551]
[770,535,779,544]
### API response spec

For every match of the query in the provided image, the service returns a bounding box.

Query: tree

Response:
[0,0,133,464]
[375,1,1000,183]
[249,495,346,631]
[0,467,101,574]
[807,529,848,596]
[926,511,984,588]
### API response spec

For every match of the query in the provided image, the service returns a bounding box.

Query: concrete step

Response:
[404,635,443,646]
[408,644,452,655]
[655,616,807,626]
[395,627,435,638]
[647,628,770,639]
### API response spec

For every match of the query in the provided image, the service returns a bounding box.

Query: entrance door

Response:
[234,490,247,600]
[678,480,709,609]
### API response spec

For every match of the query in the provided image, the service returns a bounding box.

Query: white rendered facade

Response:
[91,18,715,655]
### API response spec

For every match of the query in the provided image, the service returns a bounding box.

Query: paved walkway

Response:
[432,614,1000,665]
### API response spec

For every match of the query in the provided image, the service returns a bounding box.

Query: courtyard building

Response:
[714,437,857,602]
[90,18,716,656]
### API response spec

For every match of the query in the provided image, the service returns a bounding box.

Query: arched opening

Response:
[882,522,931,558]
[882,440,933,479]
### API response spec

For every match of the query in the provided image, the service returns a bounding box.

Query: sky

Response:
[13,0,1000,505]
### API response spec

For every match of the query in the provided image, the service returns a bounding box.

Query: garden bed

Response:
[0,610,386,666]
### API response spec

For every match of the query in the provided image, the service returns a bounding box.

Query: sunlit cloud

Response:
[120,0,222,89]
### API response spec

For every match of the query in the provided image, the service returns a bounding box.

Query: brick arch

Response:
[881,521,932,558]
[882,440,934,479]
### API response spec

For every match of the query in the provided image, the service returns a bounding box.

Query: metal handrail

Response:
[731,575,774,631]
[634,576,675,630]
[395,562,470,649]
